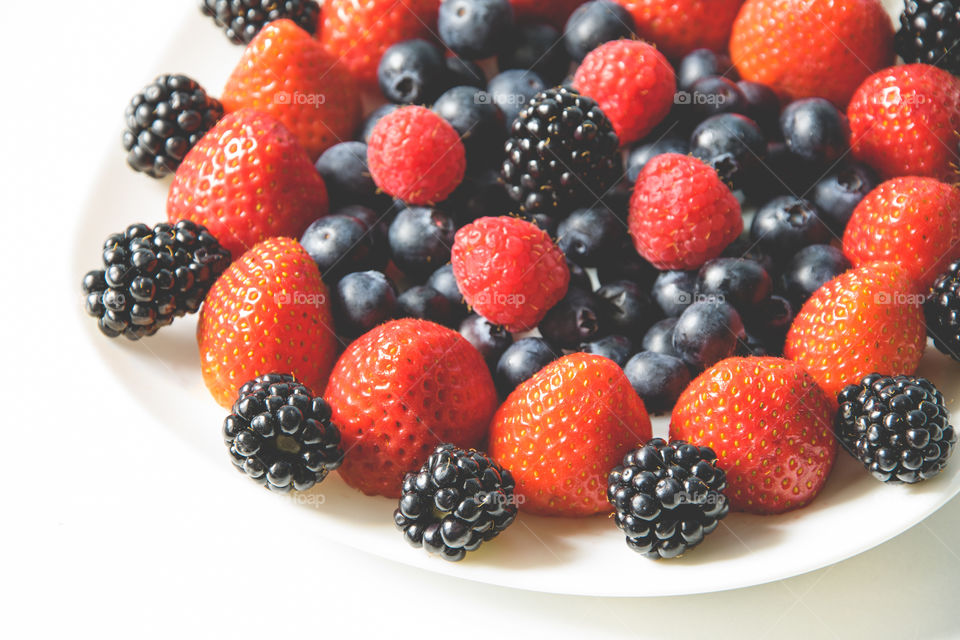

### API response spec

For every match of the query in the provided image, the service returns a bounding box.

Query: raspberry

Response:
[628,153,742,270]
[572,39,676,146]
[367,106,467,206]
[612,0,744,60]
[451,216,570,332]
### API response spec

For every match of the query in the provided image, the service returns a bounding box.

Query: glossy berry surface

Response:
[688,113,766,189]
[563,0,636,62]
[201,0,319,44]
[809,162,878,234]
[314,142,389,211]
[332,271,398,338]
[623,352,691,415]
[432,85,507,170]
[495,337,558,396]
[676,49,737,92]
[579,335,634,367]
[300,215,378,282]
[696,258,772,314]
[896,0,960,73]
[779,98,850,165]
[596,280,659,340]
[672,301,745,371]
[388,206,457,278]
[539,287,608,349]
[926,259,960,361]
[557,206,625,268]
[626,136,689,182]
[750,196,831,264]
[486,69,546,125]
[642,318,680,357]
[779,244,850,309]
[652,270,698,318]
[459,313,513,368]
[397,285,460,327]
[377,39,447,105]
[438,0,515,60]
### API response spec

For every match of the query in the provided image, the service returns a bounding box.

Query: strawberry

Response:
[848,63,960,183]
[197,237,339,408]
[730,0,894,107]
[612,0,744,60]
[222,19,361,160]
[784,261,927,398]
[318,0,439,86]
[843,177,960,290]
[488,353,652,517]
[167,109,328,260]
[670,356,836,514]
[324,319,499,498]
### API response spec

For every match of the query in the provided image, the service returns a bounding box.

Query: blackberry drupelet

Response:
[82,221,231,340]
[123,75,224,178]
[200,0,320,44]
[926,259,960,360]
[608,439,729,559]
[837,374,956,484]
[501,86,622,216]
[394,444,518,561]
[223,374,344,493]
[895,0,960,74]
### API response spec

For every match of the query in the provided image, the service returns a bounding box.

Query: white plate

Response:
[71,0,960,597]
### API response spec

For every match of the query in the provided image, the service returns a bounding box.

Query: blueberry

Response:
[580,334,633,366]
[499,24,570,85]
[780,98,850,165]
[741,295,793,356]
[438,0,515,60]
[460,313,513,367]
[359,104,401,143]
[444,56,487,89]
[397,285,460,326]
[652,270,698,317]
[596,279,660,339]
[426,264,467,314]
[737,81,780,140]
[300,215,379,282]
[696,257,772,312]
[388,206,457,277]
[676,49,738,92]
[563,0,635,62]
[557,206,625,267]
[719,236,775,277]
[566,258,593,291]
[520,212,558,237]
[433,85,507,170]
[378,39,447,104]
[338,204,392,255]
[689,113,766,189]
[333,271,397,337]
[747,141,820,201]
[809,162,878,234]
[689,76,749,120]
[442,169,514,227]
[626,136,689,182]
[487,69,546,124]
[623,352,692,414]
[539,287,607,349]
[750,196,831,263]
[780,244,850,308]
[597,242,659,289]
[495,337,557,395]
[314,142,390,210]
[672,301,745,370]
[642,318,679,356]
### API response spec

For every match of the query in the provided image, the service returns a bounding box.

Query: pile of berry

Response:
[82,0,959,561]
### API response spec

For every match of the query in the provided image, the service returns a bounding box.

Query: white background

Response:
[3,0,959,637]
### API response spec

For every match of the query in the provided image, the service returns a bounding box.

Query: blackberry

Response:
[200,0,320,44]
[926,259,960,360]
[608,439,729,559]
[123,75,224,178]
[895,0,960,75]
[223,374,344,493]
[394,444,518,561]
[501,86,622,216]
[81,221,231,340]
[837,374,956,484]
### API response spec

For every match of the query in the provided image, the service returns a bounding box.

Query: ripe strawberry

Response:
[197,237,338,408]
[628,153,742,270]
[572,39,676,145]
[784,262,927,397]
[848,64,960,183]
[451,216,570,332]
[730,0,894,107]
[671,356,836,514]
[167,109,328,259]
[488,353,652,517]
[222,19,361,160]
[612,0,744,60]
[367,106,466,205]
[843,177,960,290]
[511,0,585,29]
[318,0,439,86]
[324,319,498,498]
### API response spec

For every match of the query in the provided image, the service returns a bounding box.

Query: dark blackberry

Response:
[223,374,344,493]
[895,0,960,75]
[394,443,518,561]
[501,86,622,216]
[82,221,231,340]
[123,75,224,178]
[608,439,729,559]
[837,374,956,484]
[926,259,960,360]
[200,0,320,44]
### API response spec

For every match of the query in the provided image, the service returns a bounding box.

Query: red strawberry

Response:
[488,353,652,517]
[197,237,339,408]
[324,319,498,498]
[451,216,570,332]
[318,0,439,86]
[730,0,894,107]
[612,0,744,60]
[784,261,927,397]
[572,39,676,145]
[671,356,836,514]
[843,177,960,290]
[848,64,960,183]
[510,0,586,29]
[167,109,328,260]
[628,153,742,270]
[222,19,361,160]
